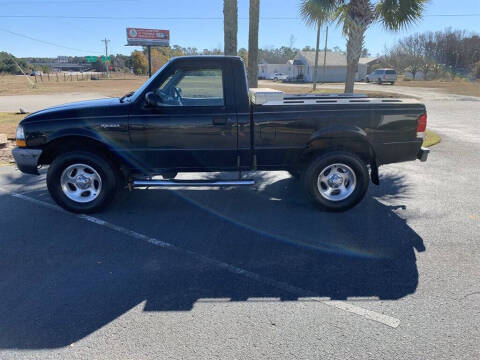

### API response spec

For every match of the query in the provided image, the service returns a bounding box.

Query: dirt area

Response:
[397,78,480,97]
[0,140,15,165]
[0,113,24,164]
[0,73,147,97]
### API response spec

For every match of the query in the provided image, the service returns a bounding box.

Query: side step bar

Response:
[132,179,255,188]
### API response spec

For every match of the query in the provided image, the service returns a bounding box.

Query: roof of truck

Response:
[169,55,242,61]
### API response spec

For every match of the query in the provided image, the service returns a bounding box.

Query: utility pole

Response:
[322,26,328,84]
[101,38,110,78]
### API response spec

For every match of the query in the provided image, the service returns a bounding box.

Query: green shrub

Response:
[472,61,480,79]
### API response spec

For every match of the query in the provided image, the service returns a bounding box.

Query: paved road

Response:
[0,88,479,359]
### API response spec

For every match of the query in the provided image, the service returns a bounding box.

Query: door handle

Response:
[212,117,228,125]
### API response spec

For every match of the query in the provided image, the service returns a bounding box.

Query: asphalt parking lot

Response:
[0,90,479,359]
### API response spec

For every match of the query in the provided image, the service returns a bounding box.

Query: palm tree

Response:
[300,0,428,93]
[248,0,260,88]
[223,0,238,56]
[300,2,329,90]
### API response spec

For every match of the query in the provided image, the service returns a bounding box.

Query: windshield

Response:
[129,61,171,102]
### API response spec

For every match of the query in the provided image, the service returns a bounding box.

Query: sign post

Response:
[126,28,170,77]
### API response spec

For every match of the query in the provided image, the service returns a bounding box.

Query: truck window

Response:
[157,68,224,107]
[386,70,396,75]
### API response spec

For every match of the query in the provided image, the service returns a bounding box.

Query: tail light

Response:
[417,113,427,137]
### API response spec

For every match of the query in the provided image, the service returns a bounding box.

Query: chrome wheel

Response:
[60,163,102,203]
[317,163,357,202]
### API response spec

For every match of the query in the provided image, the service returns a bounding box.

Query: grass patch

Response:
[0,74,146,97]
[0,112,26,138]
[398,77,480,97]
[423,130,441,147]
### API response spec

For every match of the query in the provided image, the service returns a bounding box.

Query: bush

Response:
[0,52,30,74]
[472,61,480,79]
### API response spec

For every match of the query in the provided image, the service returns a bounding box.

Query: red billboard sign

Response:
[126,28,170,46]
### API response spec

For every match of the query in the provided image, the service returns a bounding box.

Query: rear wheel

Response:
[273,77,278,82]
[47,151,118,213]
[303,151,369,211]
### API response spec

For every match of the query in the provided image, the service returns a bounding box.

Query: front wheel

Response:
[47,151,118,213]
[303,151,369,211]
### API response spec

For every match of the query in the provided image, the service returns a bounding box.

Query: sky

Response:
[1,0,480,59]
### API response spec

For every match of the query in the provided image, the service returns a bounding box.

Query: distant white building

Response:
[258,60,292,80]
[258,51,378,82]
[57,56,69,63]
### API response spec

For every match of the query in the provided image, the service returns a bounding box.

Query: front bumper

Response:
[12,147,42,175]
[417,147,430,162]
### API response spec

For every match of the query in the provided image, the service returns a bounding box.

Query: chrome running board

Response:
[132,179,255,188]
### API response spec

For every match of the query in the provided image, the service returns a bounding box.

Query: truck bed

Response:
[250,97,425,168]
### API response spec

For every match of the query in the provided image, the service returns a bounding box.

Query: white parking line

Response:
[1,187,400,328]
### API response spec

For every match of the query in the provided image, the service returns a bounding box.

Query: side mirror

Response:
[145,91,163,107]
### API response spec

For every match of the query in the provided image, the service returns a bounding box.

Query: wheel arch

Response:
[38,134,126,170]
[301,126,377,165]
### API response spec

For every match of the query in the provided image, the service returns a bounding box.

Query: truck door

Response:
[128,60,238,171]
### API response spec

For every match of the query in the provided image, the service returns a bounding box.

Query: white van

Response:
[365,69,397,84]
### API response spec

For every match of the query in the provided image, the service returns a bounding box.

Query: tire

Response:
[47,151,118,213]
[366,78,370,83]
[391,81,395,85]
[303,151,369,211]
[273,77,278,82]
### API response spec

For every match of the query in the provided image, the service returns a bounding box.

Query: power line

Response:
[1,14,480,20]
[0,0,135,3]
[0,27,98,53]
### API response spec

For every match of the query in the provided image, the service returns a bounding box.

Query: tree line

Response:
[381,28,480,80]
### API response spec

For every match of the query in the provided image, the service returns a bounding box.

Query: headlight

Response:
[16,125,26,147]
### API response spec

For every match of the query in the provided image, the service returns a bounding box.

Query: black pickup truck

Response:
[13,56,429,213]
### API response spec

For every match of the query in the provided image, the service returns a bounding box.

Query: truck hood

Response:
[21,98,127,123]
